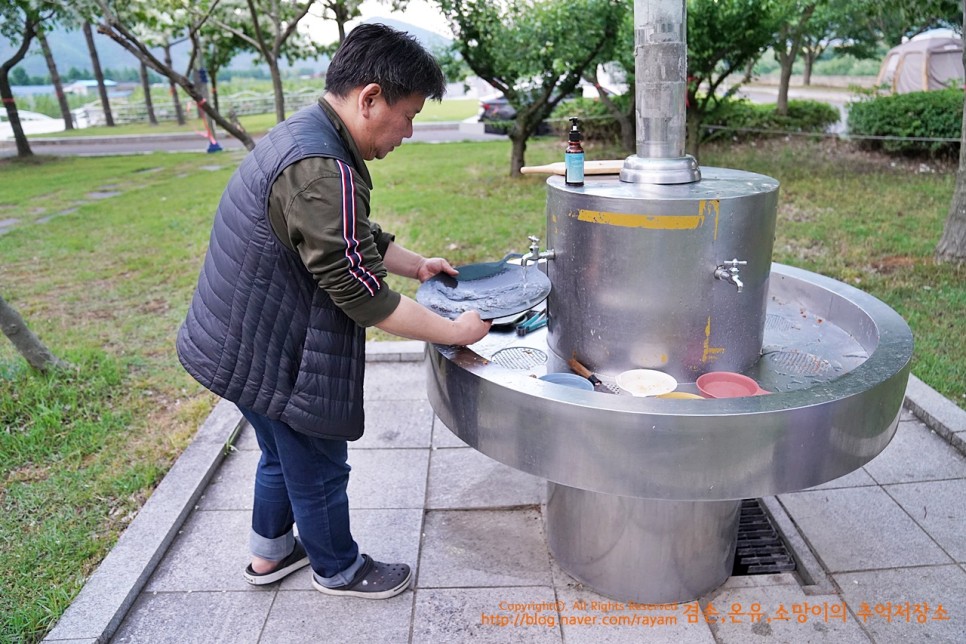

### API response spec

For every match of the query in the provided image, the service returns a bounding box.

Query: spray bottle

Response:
[565,117,584,186]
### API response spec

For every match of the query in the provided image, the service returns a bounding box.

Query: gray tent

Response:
[876,37,964,93]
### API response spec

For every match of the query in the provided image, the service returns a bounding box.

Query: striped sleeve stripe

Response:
[337,160,381,296]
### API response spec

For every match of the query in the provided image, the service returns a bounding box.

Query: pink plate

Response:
[696,372,769,398]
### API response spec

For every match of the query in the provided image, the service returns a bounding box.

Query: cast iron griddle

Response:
[416,263,551,320]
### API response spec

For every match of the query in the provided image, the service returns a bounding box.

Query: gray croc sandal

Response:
[244,538,310,585]
[311,554,412,599]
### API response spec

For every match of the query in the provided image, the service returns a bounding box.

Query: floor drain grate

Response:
[732,499,797,576]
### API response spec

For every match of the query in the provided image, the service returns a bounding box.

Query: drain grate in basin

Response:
[762,349,835,377]
[732,499,797,576]
[490,347,547,370]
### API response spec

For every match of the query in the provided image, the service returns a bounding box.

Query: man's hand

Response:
[450,310,492,346]
[415,256,458,283]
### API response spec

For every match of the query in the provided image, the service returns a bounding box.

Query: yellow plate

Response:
[656,392,705,400]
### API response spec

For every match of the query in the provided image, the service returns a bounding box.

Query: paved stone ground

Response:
[44,343,965,643]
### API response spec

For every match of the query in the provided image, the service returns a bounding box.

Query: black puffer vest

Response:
[177,103,367,440]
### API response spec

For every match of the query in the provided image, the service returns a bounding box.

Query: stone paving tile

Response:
[803,467,878,491]
[426,447,545,509]
[419,509,552,588]
[365,361,428,400]
[346,448,430,509]
[280,508,424,591]
[112,591,272,643]
[884,479,966,563]
[412,587,562,643]
[778,487,953,572]
[232,423,259,451]
[196,449,259,511]
[260,590,413,643]
[709,584,870,643]
[833,564,966,644]
[144,510,254,592]
[863,419,966,484]
[552,573,716,643]
[432,414,470,448]
[351,399,435,449]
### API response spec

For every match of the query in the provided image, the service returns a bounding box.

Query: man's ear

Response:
[358,83,383,117]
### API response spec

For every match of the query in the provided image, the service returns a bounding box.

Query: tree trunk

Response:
[37,27,73,130]
[803,54,814,86]
[685,107,701,164]
[587,73,635,153]
[0,295,68,373]
[775,5,817,116]
[936,42,966,264]
[508,130,528,176]
[269,60,285,123]
[164,44,186,125]
[776,49,794,115]
[211,68,219,114]
[0,19,36,158]
[139,61,158,125]
[83,22,114,127]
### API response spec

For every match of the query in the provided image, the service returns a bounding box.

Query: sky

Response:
[303,0,454,43]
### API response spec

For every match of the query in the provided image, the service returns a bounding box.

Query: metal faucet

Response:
[521,235,556,267]
[714,259,747,293]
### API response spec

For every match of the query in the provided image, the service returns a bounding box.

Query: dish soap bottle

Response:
[565,117,584,186]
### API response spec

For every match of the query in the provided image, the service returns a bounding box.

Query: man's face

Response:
[362,92,425,160]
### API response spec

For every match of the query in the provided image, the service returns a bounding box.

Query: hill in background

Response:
[2,17,450,81]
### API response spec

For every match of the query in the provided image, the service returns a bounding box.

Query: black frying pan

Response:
[415,263,551,320]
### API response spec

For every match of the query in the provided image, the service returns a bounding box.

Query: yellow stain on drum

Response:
[576,209,705,230]
[702,316,725,363]
[700,199,721,240]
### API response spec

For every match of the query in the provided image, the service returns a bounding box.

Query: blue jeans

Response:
[237,405,364,587]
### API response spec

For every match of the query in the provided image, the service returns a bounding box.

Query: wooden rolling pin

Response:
[520,159,624,176]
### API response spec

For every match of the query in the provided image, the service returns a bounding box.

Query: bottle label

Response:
[565,152,584,184]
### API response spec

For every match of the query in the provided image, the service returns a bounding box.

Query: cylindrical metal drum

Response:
[545,169,779,382]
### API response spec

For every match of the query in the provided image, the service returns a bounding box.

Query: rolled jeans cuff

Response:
[249,527,294,561]
[313,553,365,588]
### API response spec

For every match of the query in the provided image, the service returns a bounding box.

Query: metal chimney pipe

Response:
[620,0,701,184]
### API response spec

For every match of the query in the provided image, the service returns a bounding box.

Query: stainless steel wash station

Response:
[425,0,913,603]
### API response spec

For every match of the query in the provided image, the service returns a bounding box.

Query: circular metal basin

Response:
[426,263,913,501]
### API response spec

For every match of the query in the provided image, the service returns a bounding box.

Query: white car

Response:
[0,110,66,140]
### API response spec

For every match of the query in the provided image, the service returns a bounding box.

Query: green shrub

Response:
[549,95,630,143]
[703,97,840,141]
[847,88,963,156]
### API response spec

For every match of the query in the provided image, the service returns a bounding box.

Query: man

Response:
[176,24,491,600]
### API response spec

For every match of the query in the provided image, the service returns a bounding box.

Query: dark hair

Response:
[325,23,446,104]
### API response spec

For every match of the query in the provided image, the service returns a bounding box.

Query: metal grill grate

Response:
[732,499,797,576]
[490,347,548,370]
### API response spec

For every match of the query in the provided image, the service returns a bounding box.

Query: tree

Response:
[0,0,53,158]
[0,294,68,373]
[36,25,74,129]
[138,59,158,125]
[583,8,635,153]
[771,1,820,115]
[91,0,254,149]
[316,0,363,44]
[440,0,626,175]
[208,0,322,123]
[686,0,780,160]
[162,41,186,125]
[936,9,966,264]
[82,20,115,126]
[867,0,961,47]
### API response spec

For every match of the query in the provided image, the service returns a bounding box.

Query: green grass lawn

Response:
[0,137,963,642]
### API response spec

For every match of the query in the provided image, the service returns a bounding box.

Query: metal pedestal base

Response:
[546,483,740,604]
